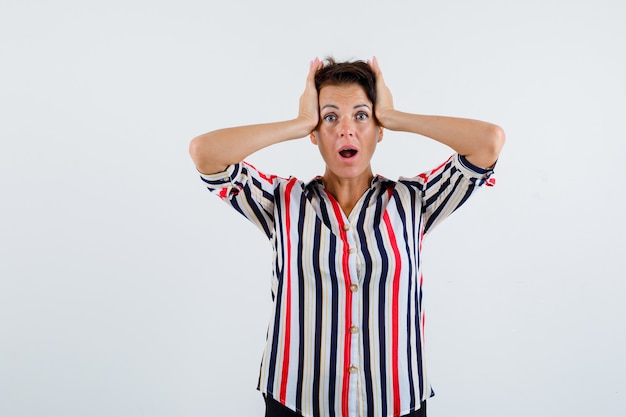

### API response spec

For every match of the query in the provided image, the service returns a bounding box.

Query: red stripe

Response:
[383,198,402,416]
[279,178,297,403]
[243,161,284,183]
[413,155,450,180]
[325,192,353,417]
[430,155,452,175]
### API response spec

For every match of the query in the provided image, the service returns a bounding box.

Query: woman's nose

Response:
[339,121,355,137]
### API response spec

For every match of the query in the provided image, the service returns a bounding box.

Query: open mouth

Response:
[339,148,358,159]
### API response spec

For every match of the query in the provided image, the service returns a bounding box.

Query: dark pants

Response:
[265,396,427,417]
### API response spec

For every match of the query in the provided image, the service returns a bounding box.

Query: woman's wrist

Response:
[376,109,406,131]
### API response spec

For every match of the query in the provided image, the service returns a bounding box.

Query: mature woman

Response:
[189,57,505,417]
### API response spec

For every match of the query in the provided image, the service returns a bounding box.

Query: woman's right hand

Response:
[189,58,325,174]
[298,58,323,134]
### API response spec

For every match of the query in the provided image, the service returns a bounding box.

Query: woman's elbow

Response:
[188,136,204,165]
[189,135,215,174]
[489,124,506,156]
[484,124,506,164]
[469,124,506,169]
[189,135,203,161]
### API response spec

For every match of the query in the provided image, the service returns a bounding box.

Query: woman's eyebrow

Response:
[321,104,371,110]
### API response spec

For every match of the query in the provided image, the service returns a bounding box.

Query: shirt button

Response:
[348,247,357,254]
[348,366,358,374]
[349,284,359,292]
[223,176,230,182]
[343,224,351,231]
[349,326,359,334]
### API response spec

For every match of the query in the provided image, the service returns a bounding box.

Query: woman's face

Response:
[310,83,383,182]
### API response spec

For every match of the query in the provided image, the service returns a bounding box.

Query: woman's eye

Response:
[356,112,368,121]
[323,114,337,122]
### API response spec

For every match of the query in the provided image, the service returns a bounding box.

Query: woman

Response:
[189,57,505,417]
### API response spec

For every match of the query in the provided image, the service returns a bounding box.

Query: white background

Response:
[1,0,624,416]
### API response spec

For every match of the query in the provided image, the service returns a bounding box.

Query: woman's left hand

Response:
[368,57,396,129]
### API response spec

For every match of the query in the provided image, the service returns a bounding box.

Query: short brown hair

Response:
[314,58,377,106]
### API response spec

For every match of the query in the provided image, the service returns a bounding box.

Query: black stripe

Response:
[424,169,453,207]
[424,172,462,234]
[455,178,476,210]
[373,188,389,417]
[327,232,338,417]
[198,163,241,186]
[317,190,337,414]
[230,197,245,219]
[265,192,286,391]
[312,218,323,417]
[242,183,272,238]
[252,175,277,203]
[458,154,490,175]
[310,184,335,415]
[392,190,418,408]
[424,160,453,193]
[401,182,426,400]
[295,196,307,411]
[400,178,425,193]
[199,175,227,187]
[411,186,426,400]
[314,186,335,232]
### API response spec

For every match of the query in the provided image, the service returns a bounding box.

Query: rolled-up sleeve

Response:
[198,162,280,239]
[455,154,496,187]
[199,163,243,194]
[401,154,496,235]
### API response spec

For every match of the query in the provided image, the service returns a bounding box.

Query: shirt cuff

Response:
[456,155,496,187]
[198,163,242,189]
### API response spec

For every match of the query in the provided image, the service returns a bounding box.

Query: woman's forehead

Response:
[319,84,371,107]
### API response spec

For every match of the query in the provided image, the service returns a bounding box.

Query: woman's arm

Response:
[189,59,323,175]
[368,57,505,169]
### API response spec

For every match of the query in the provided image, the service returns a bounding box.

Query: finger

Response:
[307,57,322,83]
[307,58,316,82]
[368,56,381,75]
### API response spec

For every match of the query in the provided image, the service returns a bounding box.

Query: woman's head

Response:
[310,58,383,186]
[314,58,377,112]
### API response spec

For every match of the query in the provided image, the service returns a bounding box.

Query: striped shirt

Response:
[199,154,495,417]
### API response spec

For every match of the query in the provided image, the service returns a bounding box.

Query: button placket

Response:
[344,223,362,414]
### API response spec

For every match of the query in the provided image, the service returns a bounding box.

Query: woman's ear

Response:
[310,131,318,145]
[377,126,384,143]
